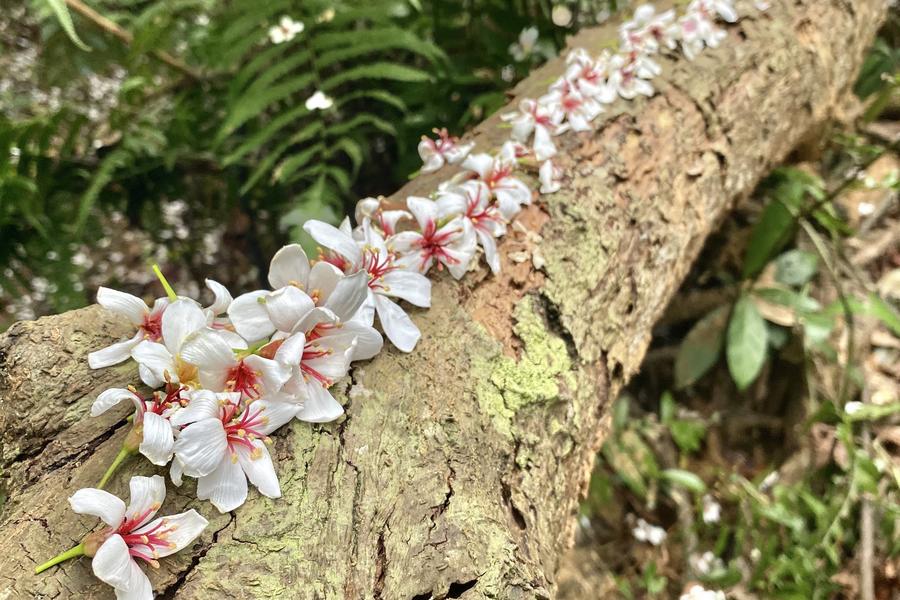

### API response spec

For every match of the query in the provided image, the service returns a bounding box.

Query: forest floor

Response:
[557,110,900,598]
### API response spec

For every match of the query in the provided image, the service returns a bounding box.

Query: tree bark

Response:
[0,1,886,598]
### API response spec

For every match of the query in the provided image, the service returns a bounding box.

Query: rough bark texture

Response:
[0,1,886,598]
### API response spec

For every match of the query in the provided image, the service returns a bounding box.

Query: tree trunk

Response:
[0,1,886,598]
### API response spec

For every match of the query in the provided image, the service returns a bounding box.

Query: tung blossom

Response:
[501,98,563,161]
[171,394,299,512]
[462,145,532,220]
[68,475,207,600]
[418,128,475,174]
[130,299,209,388]
[392,196,476,279]
[88,288,168,369]
[305,90,334,111]
[440,181,506,274]
[509,26,539,61]
[268,16,304,44]
[91,386,186,466]
[620,4,678,53]
[303,220,432,352]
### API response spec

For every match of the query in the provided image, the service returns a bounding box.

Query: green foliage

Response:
[674,305,728,389]
[725,294,768,390]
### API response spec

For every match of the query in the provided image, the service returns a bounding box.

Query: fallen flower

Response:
[36,475,207,600]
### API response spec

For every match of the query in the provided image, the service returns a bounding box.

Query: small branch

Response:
[65,0,202,81]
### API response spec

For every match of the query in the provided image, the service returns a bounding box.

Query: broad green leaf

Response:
[753,287,821,314]
[774,250,818,286]
[660,468,706,493]
[674,305,728,389]
[726,295,768,390]
[45,0,91,51]
[669,419,707,454]
[846,402,900,422]
[742,200,795,278]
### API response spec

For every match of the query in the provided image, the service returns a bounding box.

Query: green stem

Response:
[152,263,178,301]
[34,543,85,574]
[98,446,134,489]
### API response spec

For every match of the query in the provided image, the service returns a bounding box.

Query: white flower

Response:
[354,197,411,236]
[417,128,475,173]
[564,49,618,104]
[675,11,727,60]
[179,328,293,399]
[461,145,532,220]
[680,584,726,600]
[620,5,677,53]
[130,299,209,388]
[690,0,739,24]
[701,494,721,524]
[632,518,667,545]
[609,53,658,99]
[501,98,563,161]
[539,160,562,194]
[305,90,334,111]
[171,395,299,512]
[69,475,207,600]
[690,551,724,576]
[844,401,864,415]
[88,287,169,369]
[509,26,539,61]
[90,387,185,466]
[439,181,506,274]
[268,16,304,44]
[391,196,476,279]
[302,222,432,352]
[542,78,605,133]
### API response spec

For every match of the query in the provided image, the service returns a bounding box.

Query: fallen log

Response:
[0,0,886,597]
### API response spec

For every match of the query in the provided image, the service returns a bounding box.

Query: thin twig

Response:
[65,0,201,80]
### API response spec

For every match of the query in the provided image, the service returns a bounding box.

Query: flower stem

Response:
[34,543,84,574]
[152,263,178,301]
[98,446,134,489]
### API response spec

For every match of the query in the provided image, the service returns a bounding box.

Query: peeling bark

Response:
[0,1,887,598]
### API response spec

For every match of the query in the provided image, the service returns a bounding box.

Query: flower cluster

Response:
[38,3,766,597]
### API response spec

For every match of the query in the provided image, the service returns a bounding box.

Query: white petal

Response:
[135,509,208,558]
[91,534,133,590]
[161,300,207,354]
[138,364,163,389]
[265,286,315,332]
[197,456,248,513]
[302,220,362,266]
[113,559,153,600]
[204,279,233,315]
[97,287,149,326]
[336,322,383,361]
[124,475,166,527]
[169,459,184,487]
[307,261,343,301]
[292,306,338,335]
[243,354,292,396]
[273,332,306,366]
[477,229,501,274]
[268,244,311,289]
[374,294,420,352]
[180,329,236,389]
[139,413,175,467]
[131,341,174,387]
[405,196,438,229]
[254,399,300,434]
[214,328,249,350]
[324,270,369,321]
[236,441,280,499]
[69,488,126,527]
[174,418,228,477]
[169,390,223,427]
[88,333,143,369]
[227,290,275,342]
[461,153,494,178]
[92,387,141,417]
[380,270,431,307]
[296,383,345,423]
